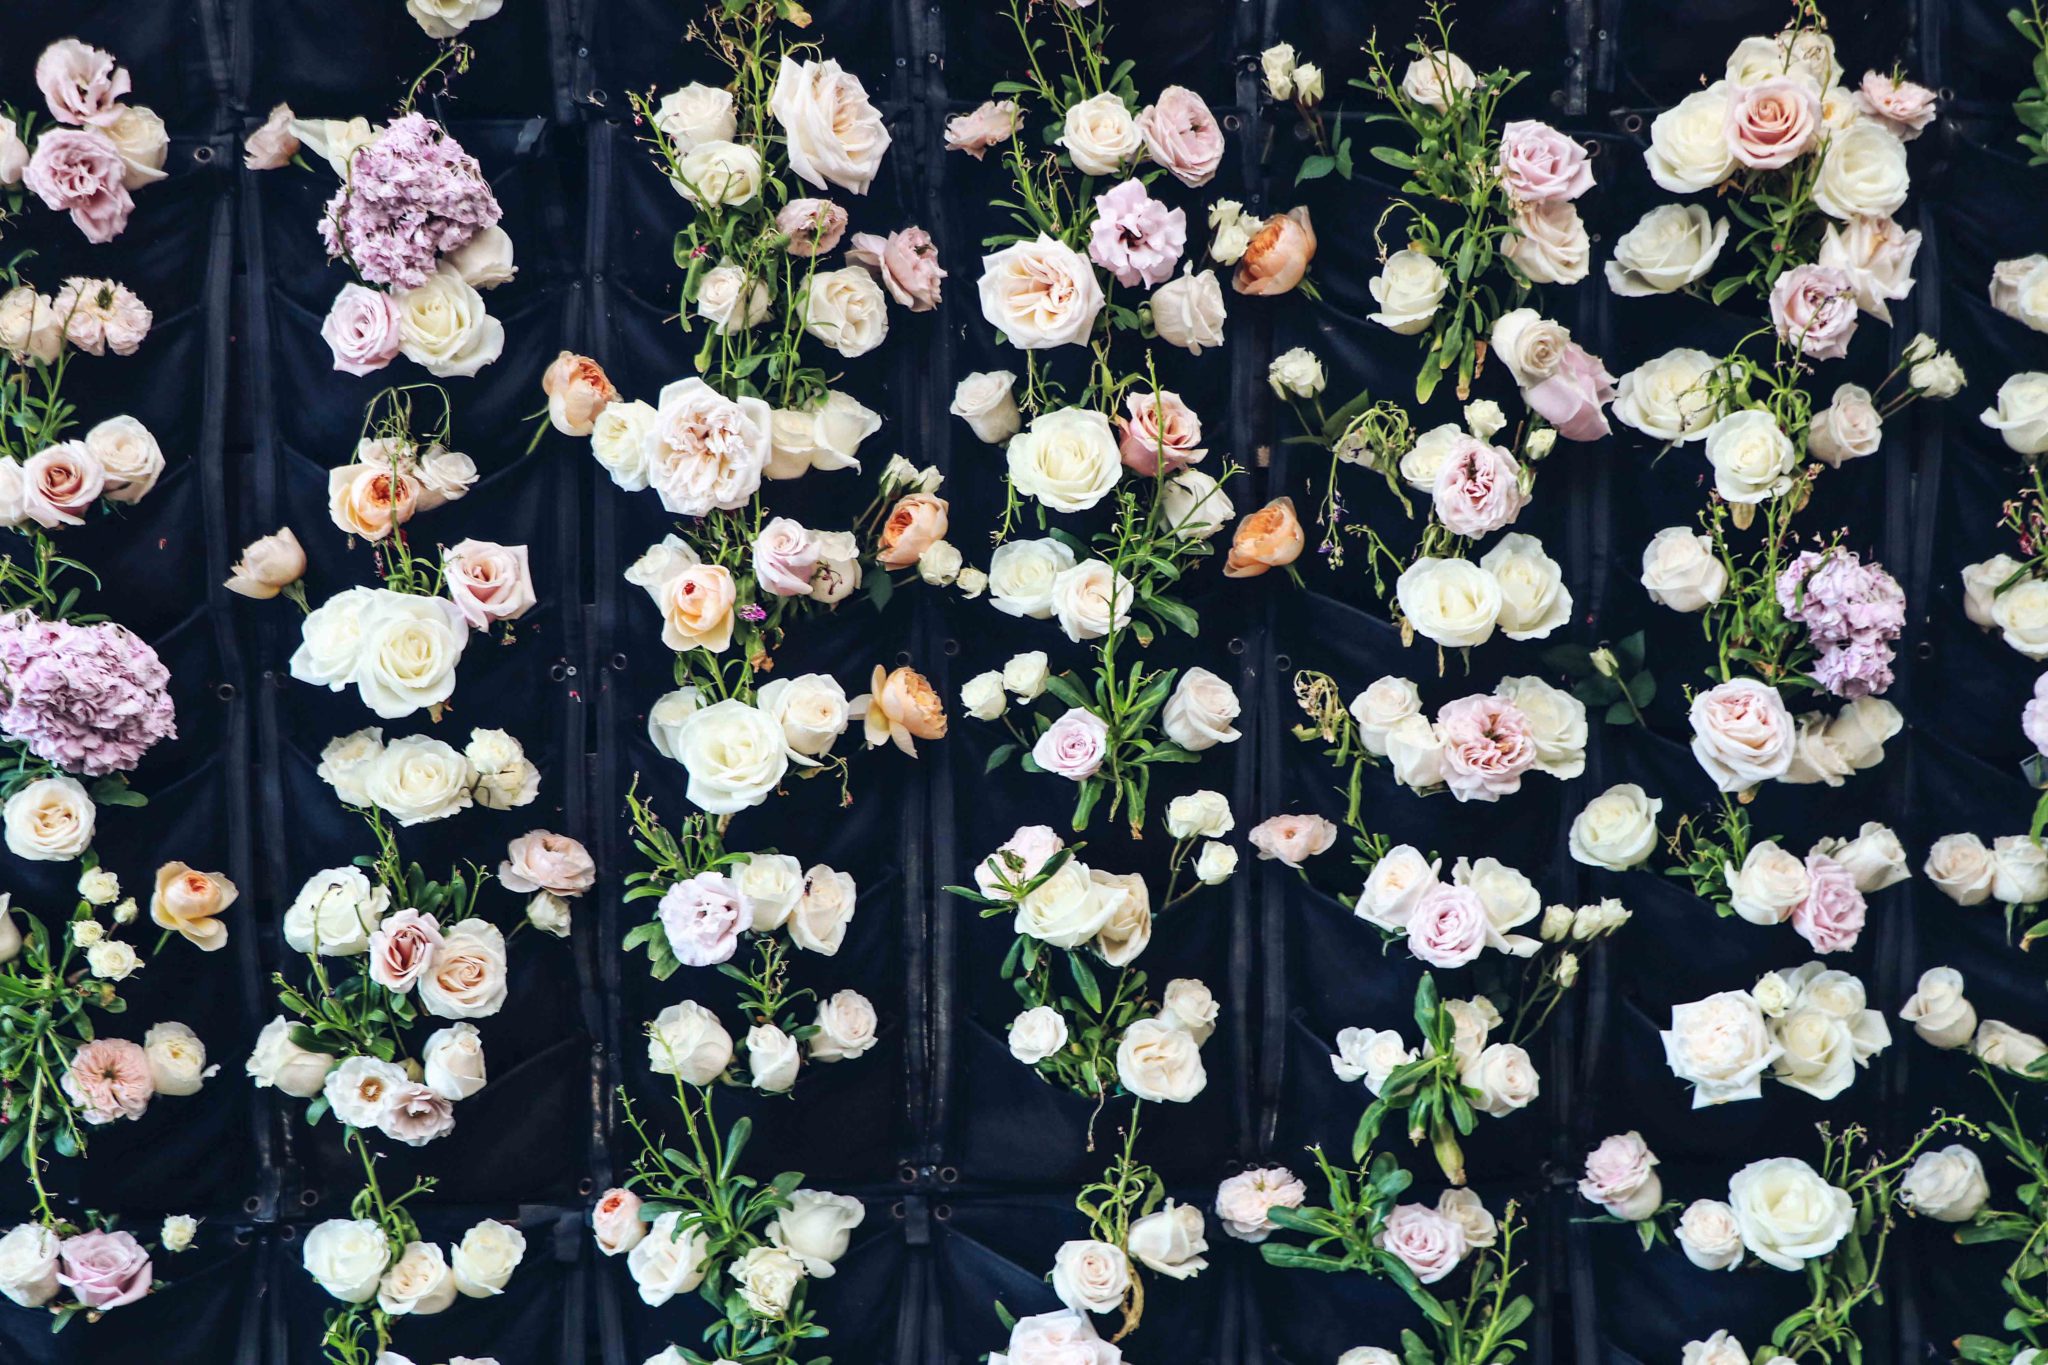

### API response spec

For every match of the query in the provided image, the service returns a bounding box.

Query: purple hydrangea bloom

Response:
[318,114,502,290]
[0,615,176,775]
[1777,548,1905,699]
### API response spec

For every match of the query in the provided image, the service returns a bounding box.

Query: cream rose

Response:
[1901,1145,1989,1223]
[648,1000,733,1085]
[1060,92,1142,175]
[1615,349,1718,443]
[1008,407,1121,513]
[1367,249,1447,335]
[671,140,762,206]
[1727,1156,1853,1271]
[2,775,94,862]
[1661,990,1782,1106]
[771,58,890,194]
[950,370,1022,444]
[1396,556,1501,649]
[1115,1017,1207,1103]
[668,699,789,814]
[803,266,889,358]
[1606,205,1728,295]
[394,266,503,378]
[1646,83,1736,192]
[977,236,1103,349]
[1983,373,2048,457]
[1481,534,1571,641]
[1567,784,1662,870]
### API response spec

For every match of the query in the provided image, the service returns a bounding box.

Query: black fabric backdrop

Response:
[0,0,2042,1361]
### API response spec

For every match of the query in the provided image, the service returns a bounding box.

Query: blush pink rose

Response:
[500,830,597,897]
[1136,86,1225,187]
[443,538,538,627]
[1525,342,1615,442]
[1688,678,1795,792]
[592,1187,646,1255]
[1791,853,1867,953]
[1032,708,1109,780]
[23,441,107,527]
[321,284,405,376]
[1854,71,1938,140]
[848,227,946,311]
[975,825,1065,899]
[657,870,749,967]
[1497,120,1594,202]
[752,516,821,597]
[1116,389,1205,476]
[36,40,130,127]
[369,908,445,993]
[61,1039,153,1124]
[1435,694,1538,802]
[1769,264,1858,361]
[23,130,134,243]
[1088,179,1188,289]
[1725,77,1821,170]
[777,198,847,257]
[1406,884,1489,967]
[55,1230,151,1309]
[1247,813,1338,867]
[1578,1132,1662,1219]
[945,99,1021,158]
[1430,438,1528,537]
[380,1080,457,1146]
[1376,1204,1466,1283]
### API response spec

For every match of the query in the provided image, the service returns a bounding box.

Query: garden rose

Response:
[771,58,889,194]
[978,236,1103,349]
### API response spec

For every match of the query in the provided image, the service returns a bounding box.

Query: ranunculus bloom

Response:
[1223,496,1305,577]
[1232,208,1316,296]
[1087,179,1187,288]
[1769,264,1858,360]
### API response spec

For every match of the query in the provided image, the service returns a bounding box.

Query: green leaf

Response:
[1259,1244,1351,1272]
[1295,154,1338,184]
[1067,952,1103,1013]
[1144,595,1200,638]
[985,743,1017,774]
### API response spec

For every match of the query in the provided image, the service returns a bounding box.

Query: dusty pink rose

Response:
[848,227,946,311]
[1406,883,1489,968]
[1579,1132,1662,1219]
[1376,1204,1466,1283]
[592,1187,646,1255]
[1087,179,1187,289]
[1136,86,1225,187]
[1116,389,1205,476]
[380,1080,457,1146]
[442,538,537,628]
[500,830,598,897]
[945,100,1021,158]
[23,130,134,243]
[1769,264,1858,360]
[62,1038,153,1124]
[1791,853,1868,953]
[974,825,1065,899]
[658,870,749,967]
[321,284,404,376]
[1854,71,1937,140]
[244,102,300,170]
[1725,77,1820,170]
[777,198,848,257]
[1525,342,1615,442]
[22,441,106,527]
[752,516,821,597]
[1248,813,1338,866]
[1431,438,1528,538]
[369,908,444,993]
[36,40,130,127]
[1436,694,1538,802]
[55,1230,151,1310]
[1031,708,1109,780]
[1497,120,1593,202]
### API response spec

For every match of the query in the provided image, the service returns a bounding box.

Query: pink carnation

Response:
[1791,853,1867,953]
[318,114,501,290]
[1431,437,1528,538]
[0,615,177,775]
[61,1038,153,1125]
[1087,179,1187,289]
[1435,694,1537,802]
[23,129,134,243]
[35,40,130,128]
[1854,71,1938,140]
[1769,264,1858,361]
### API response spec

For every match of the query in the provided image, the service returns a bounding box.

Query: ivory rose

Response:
[1689,678,1795,792]
[1367,250,1446,334]
[1007,407,1121,513]
[771,58,890,194]
[1396,557,1500,648]
[977,236,1103,349]
[1150,266,1227,352]
[1060,92,1142,176]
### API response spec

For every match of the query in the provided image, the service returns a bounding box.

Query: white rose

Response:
[1349,677,1423,756]
[791,866,858,955]
[756,674,850,764]
[1646,84,1736,192]
[1384,714,1446,791]
[1060,92,1142,175]
[1400,49,1477,111]
[1682,1331,1749,1365]
[1640,527,1728,611]
[1810,822,1908,893]
[747,1024,802,1093]
[1163,667,1241,751]
[671,139,763,206]
[988,537,1077,619]
[646,687,701,761]
[1899,966,1977,1048]
[1159,978,1220,1044]
[304,1218,391,1304]
[1009,407,1122,513]
[1462,1042,1540,1116]
[85,415,164,503]
[86,939,137,981]
[1481,534,1572,641]
[394,266,504,378]
[2,775,94,862]
[1002,650,1050,700]
[1165,790,1233,840]
[1724,842,1809,926]
[1013,860,1118,948]
[1962,555,2022,629]
[247,1015,336,1098]
[1995,577,2048,659]
[1490,309,1571,387]
[1160,468,1234,538]
[654,83,737,152]
[627,1212,708,1307]
[807,989,878,1063]
[1367,250,1447,334]
[1332,1026,1417,1096]
[732,1245,804,1318]
[590,400,657,491]
[1808,384,1883,467]
[1689,678,1795,793]
[422,1022,488,1101]
[1505,201,1589,285]
[407,0,503,38]
[1813,122,1910,220]
[978,236,1103,349]
[1994,835,2048,904]
[771,1190,865,1276]
[950,371,1022,444]
[364,735,475,825]
[1727,1156,1854,1270]
[1262,44,1299,100]
[1675,1198,1744,1271]
[353,592,470,721]
[1268,347,1326,399]
[1051,1239,1131,1315]
[450,1219,525,1298]
[1901,1145,1989,1223]
[1127,1201,1208,1280]
[1913,351,1966,398]
[1050,559,1134,642]
[1983,373,2048,456]
[1356,845,1441,932]
[959,671,1006,723]
[1397,557,1501,649]
[1977,1019,2048,1073]
[771,58,889,194]
[1568,784,1662,870]
[648,1000,732,1085]
[669,699,789,815]
[1195,841,1238,884]
[1703,409,1796,504]
[695,261,771,334]
[1770,1005,1866,1100]
[447,225,517,290]
[766,390,881,480]
[1116,1017,1207,1102]
[1149,267,1227,353]
[802,266,889,358]
[1606,205,1727,295]
[1008,1005,1069,1064]
[1661,991,1782,1106]
[138,1020,206,1097]
[1615,349,1718,443]
[0,1225,60,1307]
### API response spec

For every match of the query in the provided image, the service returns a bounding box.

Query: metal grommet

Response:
[300,1188,320,1207]
[577,1178,595,1197]
[233,1228,254,1246]
[894,650,913,667]
[549,662,569,682]
[1274,654,1292,672]
[193,144,215,164]
[215,682,237,701]
[1222,114,1241,133]
[242,1196,262,1214]
[934,1204,952,1221]
[897,1164,918,1184]
[938,1165,959,1184]
[588,89,608,106]
[610,652,630,671]
[1620,113,1644,134]
[1227,637,1247,656]
[1915,640,1936,661]
[1583,139,1602,158]
[891,1201,906,1219]
[279,1225,297,1242]
[564,664,579,679]
[941,638,960,657]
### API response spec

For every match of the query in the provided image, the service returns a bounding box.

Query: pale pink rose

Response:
[23,130,134,243]
[592,1187,646,1255]
[0,119,26,187]
[1088,179,1187,288]
[380,1080,456,1146]
[1497,120,1593,202]
[847,227,946,311]
[1406,884,1489,967]
[443,539,537,627]
[1769,264,1858,360]
[1430,438,1528,537]
[321,285,404,376]
[1689,678,1795,792]
[369,909,445,993]
[55,1231,150,1310]
[1116,389,1205,476]
[974,825,1064,899]
[658,870,749,967]
[1791,853,1867,953]
[1032,709,1109,780]
[244,102,300,170]
[23,441,106,527]
[500,830,597,897]
[1435,694,1538,802]
[1579,1132,1662,1220]
[1525,343,1614,442]
[36,40,131,127]
[1136,86,1225,187]
[777,198,848,257]
[62,1038,152,1124]
[752,516,821,597]
[945,100,1021,158]
[1376,1204,1465,1283]
[1725,77,1821,170]
[1854,71,1937,140]
[1248,813,1338,867]
[2026,673,2048,757]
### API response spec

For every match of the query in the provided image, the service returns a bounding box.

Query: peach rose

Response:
[657,564,737,653]
[877,492,949,570]
[857,664,947,755]
[225,527,307,601]
[150,862,237,952]
[442,539,538,629]
[327,462,419,541]
[542,351,618,436]
[1223,496,1305,578]
[1232,208,1316,296]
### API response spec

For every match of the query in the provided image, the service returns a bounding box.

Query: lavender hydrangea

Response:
[318,114,501,291]
[0,615,176,775]
[1776,548,1906,699]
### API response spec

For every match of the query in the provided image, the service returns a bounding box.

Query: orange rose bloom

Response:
[327,462,420,541]
[151,862,238,952]
[542,351,620,437]
[1224,496,1306,578]
[876,493,950,570]
[857,664,948,754]
[1232,207,1317,297]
